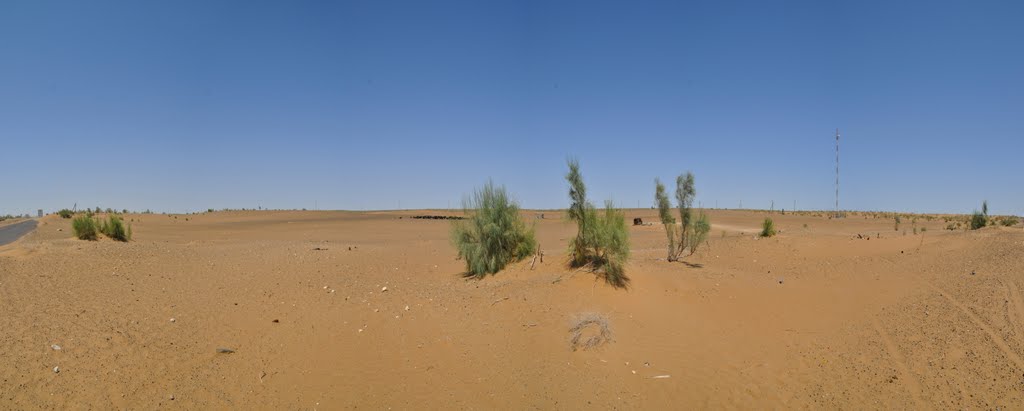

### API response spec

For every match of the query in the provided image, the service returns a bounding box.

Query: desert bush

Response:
[970,211,986,230]
[100,215,132,242]
[57,209,73,219]
[566,159,630,287]
[761,217,777,237]
[999,216,1019,227]
[982,201,988,217]
[921,227,927,232]
[894,215,901,231]
[72,215,99,241]
[654,179,678,259]
[688,212,711,255]
[450,181,536,277]
[654,173,710,261]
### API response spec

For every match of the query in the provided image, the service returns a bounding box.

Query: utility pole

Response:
[835,128,840,218]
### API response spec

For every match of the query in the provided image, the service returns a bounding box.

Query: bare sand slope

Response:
[2,210,1022,409]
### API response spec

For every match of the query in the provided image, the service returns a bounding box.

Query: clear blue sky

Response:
[2,1,1022,215]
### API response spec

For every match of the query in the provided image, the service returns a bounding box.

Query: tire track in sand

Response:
[1005,280,1024,347]
[871,318,924,408]
[928,284,1024,371]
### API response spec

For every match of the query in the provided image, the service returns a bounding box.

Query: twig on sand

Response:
[648,375,671,379]
[491,296,509,306]
[530,246,544,270]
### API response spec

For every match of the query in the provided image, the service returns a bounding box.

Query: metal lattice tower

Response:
[834,129,840,218]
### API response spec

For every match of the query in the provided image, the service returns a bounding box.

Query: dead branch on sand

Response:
[569,313,612,351]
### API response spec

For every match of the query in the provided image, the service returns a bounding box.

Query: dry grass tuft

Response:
[569,313,612,351]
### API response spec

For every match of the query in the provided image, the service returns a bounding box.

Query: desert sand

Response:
[2,210,1023,409]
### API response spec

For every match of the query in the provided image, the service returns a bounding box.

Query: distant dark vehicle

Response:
[633,217,643,226]
[410,215,465,220]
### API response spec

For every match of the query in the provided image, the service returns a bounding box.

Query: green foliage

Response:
[594,201,630,284]
[982,201,988,217]
[72,215,99,241]
[58,209,74,219]
[970,211,986,230]
[894,215,901,231]
[654,172,709,261]
[675,173,696,249]
[654,179,677,259]
[999,216,1019,227]
[688,212,711,256]
[100,215,132,242]
[450,181,536,277]
[761,217,777,237]
[566,159,630,287]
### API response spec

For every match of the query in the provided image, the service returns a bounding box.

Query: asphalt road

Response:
[0,220,38,246]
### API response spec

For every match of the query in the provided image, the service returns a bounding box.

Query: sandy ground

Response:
[2,210,1023,409]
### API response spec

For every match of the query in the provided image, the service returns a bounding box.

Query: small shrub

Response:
[57,209,73,219]
[761,217,776,237]
[999,216,1019,227]
[970,211,986,230]
[451,181,536,277]
[894,215,901,231]
[920,227,927,232]
[688,212,711,255]
[566,159,630,287]
[654,172,710,262]
[72,215,99,240]
[100,215,132,242]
